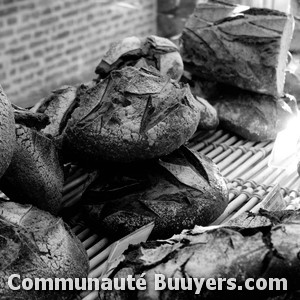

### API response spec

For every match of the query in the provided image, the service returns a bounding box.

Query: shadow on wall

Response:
[1,0,157,107]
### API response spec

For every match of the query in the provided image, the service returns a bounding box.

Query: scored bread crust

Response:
[0,86,15,179]
[82,146,228,240]
[100,211,300,300]
[0,201,89,300]
[211,90,297,141]
[181,0,294,97]
[65,67,201,163]
[0,124,64,215]
[31,86,78,138]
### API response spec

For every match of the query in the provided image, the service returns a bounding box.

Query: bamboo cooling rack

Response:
[60,128,300,300]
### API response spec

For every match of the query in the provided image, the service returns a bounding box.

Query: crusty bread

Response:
[82,146,228,240]
[95,35,184,81]
[65,66,201,163]
[100,210,300,299]
[0,201,89,300]
[0,85,15,179]
[31,86,78,138]
[210,88,298,141]
[181,0,294,97]
[0,124,64,215]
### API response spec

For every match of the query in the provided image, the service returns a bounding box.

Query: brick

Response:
[30,39,48,49]
[7,17,18,25]
[20,33,32,42]
[62,9,78,18]
[0,29,14,39]
[11,54,30,64]
[53,30,70,40]
[34,29,49,38]
[19,61,40,72]
[0,72,6,81]
[66,45,82,55]
[0,6,18,17]
[6,46,26,55]
[40,16,59,26]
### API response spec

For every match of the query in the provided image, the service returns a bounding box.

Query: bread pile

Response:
[52,35,226,239]
[0,87,89,299]
[100,210,300,299]
[181,0,299,141]
[0,32,229,296]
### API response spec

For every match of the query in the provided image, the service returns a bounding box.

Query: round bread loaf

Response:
[0,200,89,300]
[0,85,15,179]
[95,35,184,81]
[64,67,201,163]
[82,146,228,239]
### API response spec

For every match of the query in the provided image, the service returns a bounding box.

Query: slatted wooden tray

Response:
[61,127,300,300]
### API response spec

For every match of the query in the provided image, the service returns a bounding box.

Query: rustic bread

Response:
[0,123,64,215]
[210,87,298,141]
[0,86,15,179]
[64,66,201,163]
[0,201,89,300]
[100,210,300,300]
[95,35,184,81]
[181,0,294,97]
[195,96,219,130]
[82,146,228,240]
[31,86,78,138]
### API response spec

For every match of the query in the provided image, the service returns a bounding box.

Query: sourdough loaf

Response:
[65,66,201,163]
[0,201,89,300]
[0,122,64,215]
[100,210,300,299]
[31,86,78,138]
[82,146,228,240]
[210,88,298,141]
[95,35,184,81]
[181,0,294,97]
[0,86,15,179]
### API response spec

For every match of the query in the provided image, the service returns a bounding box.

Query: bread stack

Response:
[0,89,89,299]
[181,0,298,141]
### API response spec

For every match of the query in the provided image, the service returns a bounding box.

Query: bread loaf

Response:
[0,201,89,300]
[96,35,184,81]
[181,0,294,97]
[0,123,64,215]
[31,86,78,138]
[82,146,228,240]
[100,210,300,300]
[0,86,15,179]
[65,66,201,163]
[210,88,298,141]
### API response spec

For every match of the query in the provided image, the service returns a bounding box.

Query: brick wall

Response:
[0,0,157,107]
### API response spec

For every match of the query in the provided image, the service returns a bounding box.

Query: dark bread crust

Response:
[65,67,201,163]
[0,124,64,215]
[83,146,228,240]
[100,210,300,300]
[31,86,78,137]
[95,35,184,81]
[181,0,294,97]
[0,201,89,300]
[0,86,15,179]
[211,89,297,141]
